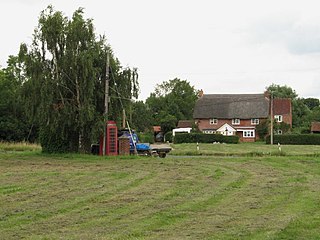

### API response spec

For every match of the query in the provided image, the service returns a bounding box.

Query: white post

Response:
[270,93,274,145]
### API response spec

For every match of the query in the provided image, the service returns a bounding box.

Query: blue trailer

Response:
[119,129,171,158]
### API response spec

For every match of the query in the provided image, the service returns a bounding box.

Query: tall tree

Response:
[309,106,320,122]
[146,78,198,133]
[303,98,320,110]
[267,84,298,99]
[0,57,29,141]
[130,101,153,132]
[266,84,311,129]
[19,6,138,152]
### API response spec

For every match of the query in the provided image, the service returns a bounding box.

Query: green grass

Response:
[0,141,41,152]
[1,150,320,239]
[171,142,320,157]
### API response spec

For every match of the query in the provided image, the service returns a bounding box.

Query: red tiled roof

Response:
[153,126,161,132]
[311,122,320,132]
[177,120,193,128]
[273,98,291,115]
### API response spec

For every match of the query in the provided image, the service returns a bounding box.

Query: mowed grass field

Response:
[1,144,320,239]
[170,142,320,156]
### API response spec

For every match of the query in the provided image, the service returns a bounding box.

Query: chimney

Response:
[264,90,270,99]
[198,89,204,98]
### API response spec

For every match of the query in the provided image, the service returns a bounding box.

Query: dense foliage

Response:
[145,78,198,133]
[0,58,30,142]
[266,84,319,130]
[164,131,173,142]
[137,132,154,144]
[266,134,320,145]
[255,119,269,140]
[0,6,138,152]
[174,133,239,144]
[130,101,153,132]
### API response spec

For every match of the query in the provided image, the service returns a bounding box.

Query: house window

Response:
[243,130,255,138]
[251,118,259,125]
[203,130,215,134]
[209,118,218,125]
[232,118,240,125]
[222,131,235,136]
[276,129,283,135]
[274,115,283,123]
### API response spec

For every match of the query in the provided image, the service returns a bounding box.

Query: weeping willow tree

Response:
[19,6,139,153]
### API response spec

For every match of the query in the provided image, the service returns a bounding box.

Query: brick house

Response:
[273,98,292,134]
[311,122,320,134]
[193,93,292,142]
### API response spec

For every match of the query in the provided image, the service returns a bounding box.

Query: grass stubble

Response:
[0,145,320,239]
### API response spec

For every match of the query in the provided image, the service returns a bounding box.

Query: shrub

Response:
[301,128,311,134]
[39,127,70,153]
[164,131,173,142]
[0,116,29,142]
[256,119,269,139]
[138,132,154,144]
[266,134,320,145]
[274,122,291,134]
[173,133,239,144]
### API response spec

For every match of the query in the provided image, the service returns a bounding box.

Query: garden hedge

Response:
[138,132,154,144]
[164,131,173,142]
[173,133,239,144]
[39,127,72,153]
[266,134,320,145]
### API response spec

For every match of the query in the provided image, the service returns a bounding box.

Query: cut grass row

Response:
[2,141,320,157]
[1,152,320,239]
[170,142,320,157]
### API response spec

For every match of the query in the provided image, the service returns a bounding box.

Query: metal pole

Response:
[102,52,110,155]
[126,120,138,155]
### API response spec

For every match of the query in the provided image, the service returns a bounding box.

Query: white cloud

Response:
[1,0,320,100]
[248,13,320,55]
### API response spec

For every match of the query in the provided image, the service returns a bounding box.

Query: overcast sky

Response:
[1,0,320,100]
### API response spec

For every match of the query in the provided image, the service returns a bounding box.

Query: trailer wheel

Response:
[159,152,166,158]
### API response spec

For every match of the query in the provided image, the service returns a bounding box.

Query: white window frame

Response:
[251,118,259,125]
[277,129,283,135]
[209,118,218,125]
[203,130,215,134]
[232,118,240,125]
[243,130,255,138]
[274,115,283,123]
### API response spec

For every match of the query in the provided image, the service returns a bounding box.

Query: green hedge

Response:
[266,134,320,145]
[138,132,154,144]
[164,131,173,142]
[39,127,71,153]
[173,133,239,144]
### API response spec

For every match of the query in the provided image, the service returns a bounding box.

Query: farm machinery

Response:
[119,129,171,158]
[91,122,171,158]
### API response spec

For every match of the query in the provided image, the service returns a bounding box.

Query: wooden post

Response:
[122,109,126,129]
[102,53,110,155]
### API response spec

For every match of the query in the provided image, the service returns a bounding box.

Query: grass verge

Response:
[0,141,41,152]
[170,142,320,157]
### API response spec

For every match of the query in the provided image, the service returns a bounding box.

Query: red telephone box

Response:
[99,121,118,156]
[106,121,118,155]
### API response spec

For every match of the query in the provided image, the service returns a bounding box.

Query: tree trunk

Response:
[75,76,82,152]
